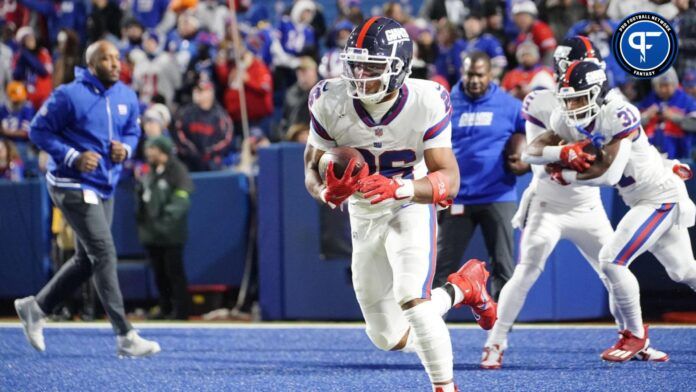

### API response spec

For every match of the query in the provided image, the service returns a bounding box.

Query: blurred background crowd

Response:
[1,0,696,183]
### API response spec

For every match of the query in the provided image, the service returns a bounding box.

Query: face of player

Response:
[655,82,676,101]
[565,95,589,112]
[348,62,387,95]
[462,58,491,98]
[90,43,121,86]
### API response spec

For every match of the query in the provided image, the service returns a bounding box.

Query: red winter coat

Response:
[216,55,273,122]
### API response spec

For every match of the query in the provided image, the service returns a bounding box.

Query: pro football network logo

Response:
[611,12,678,78]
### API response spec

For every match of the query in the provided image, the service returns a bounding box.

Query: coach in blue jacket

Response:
[434,51,529,300]
[14,41,160,357]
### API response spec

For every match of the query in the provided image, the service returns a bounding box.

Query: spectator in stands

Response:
[675,0,696,75]
[175,80,235,171]
[511,1,556,66]
[543,0,588,42]
[142,103,172,139]
[434,51,527,299]
[419,0,482,26]
[435,20,462,87]
[409,20,438,81]
[0,38,12,106]
[136,135,193,320]
[178,30,218,107]
[241,4,274,67]
[167,11,204,73]
[0,81,34,159]
[460,13,507,81]
[277,56,317,141]
[195,0,230,40]
[0,138,24,181]
[52,29,81,88]
[481,0,506,45]
[17,41,160,357]
[87,0,123,43]
[318,20,353,80]
[18,0,87,45]
[118,17,145,58]
[130,30,182,107]
[12,26,53,109]
[501,40,553,100]
[684,69,696,99]
[216,37,274,127]
[566,2,624,88]
[131,0,171,30]
[638,68,696,159]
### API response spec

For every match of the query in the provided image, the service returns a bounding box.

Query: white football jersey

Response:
[308,78,452,218]
[549,92,681,207]
[522,89,601,207]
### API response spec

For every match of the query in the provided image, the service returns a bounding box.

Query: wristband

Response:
[395,179,415,200]
[426,172,449,203]
[541,145,563,162]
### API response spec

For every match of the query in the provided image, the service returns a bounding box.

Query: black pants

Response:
[37,186,131,335]
[147,245,190,320]
[434,202,517,300]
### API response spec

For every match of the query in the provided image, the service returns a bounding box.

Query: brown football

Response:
[318,146,366,180]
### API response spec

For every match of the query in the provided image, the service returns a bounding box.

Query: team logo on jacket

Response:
[118,104,128,115]
[612,12,678,78]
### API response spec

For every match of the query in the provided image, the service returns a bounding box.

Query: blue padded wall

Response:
[0,179,50,297]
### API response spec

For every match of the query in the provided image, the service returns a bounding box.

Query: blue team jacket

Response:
[450,83,525,205]
[29,67,141,198]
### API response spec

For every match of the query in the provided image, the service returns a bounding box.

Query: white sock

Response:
[432,382,456,392]
[599,274,625,331]
[602,263,644,338]
[403,301,454,384]
[486,264,541,347]
[431,287,455,317]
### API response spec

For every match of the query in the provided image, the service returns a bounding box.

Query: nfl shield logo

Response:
[374,128,383,137]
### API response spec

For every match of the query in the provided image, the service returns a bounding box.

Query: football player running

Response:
[303,17,497,391]
[481,37,671,369]
[523,59,696,362]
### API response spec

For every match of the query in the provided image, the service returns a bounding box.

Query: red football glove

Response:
[546,163,570,186]
[321,159,368,208]
[673,163,693,181]
[560,139,595,172]
[358,174,414,205]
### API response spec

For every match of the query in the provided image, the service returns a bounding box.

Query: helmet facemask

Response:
[557,84,602,128]
[340,47,405,104]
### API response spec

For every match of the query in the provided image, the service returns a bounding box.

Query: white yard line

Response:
[1,321,694,329]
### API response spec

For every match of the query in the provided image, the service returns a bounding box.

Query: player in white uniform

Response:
[303,17,497,391]
[524,60,696,362]
[481,37,669,368]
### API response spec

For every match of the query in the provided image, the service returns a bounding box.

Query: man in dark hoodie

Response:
[15,40,161,357]
[136,136,193,320]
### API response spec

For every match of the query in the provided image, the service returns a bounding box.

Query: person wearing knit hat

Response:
[638,67,696,159]
[137,134,193,320]
[512,0,556,66]
[0,81,35,155]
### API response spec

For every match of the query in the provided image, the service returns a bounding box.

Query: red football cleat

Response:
[601,325,650,362]
[447,259,498,330]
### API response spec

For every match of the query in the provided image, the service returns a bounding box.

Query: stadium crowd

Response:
[1,0,696,181]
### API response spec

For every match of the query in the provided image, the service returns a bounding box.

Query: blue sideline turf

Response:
[1,325,695,391]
